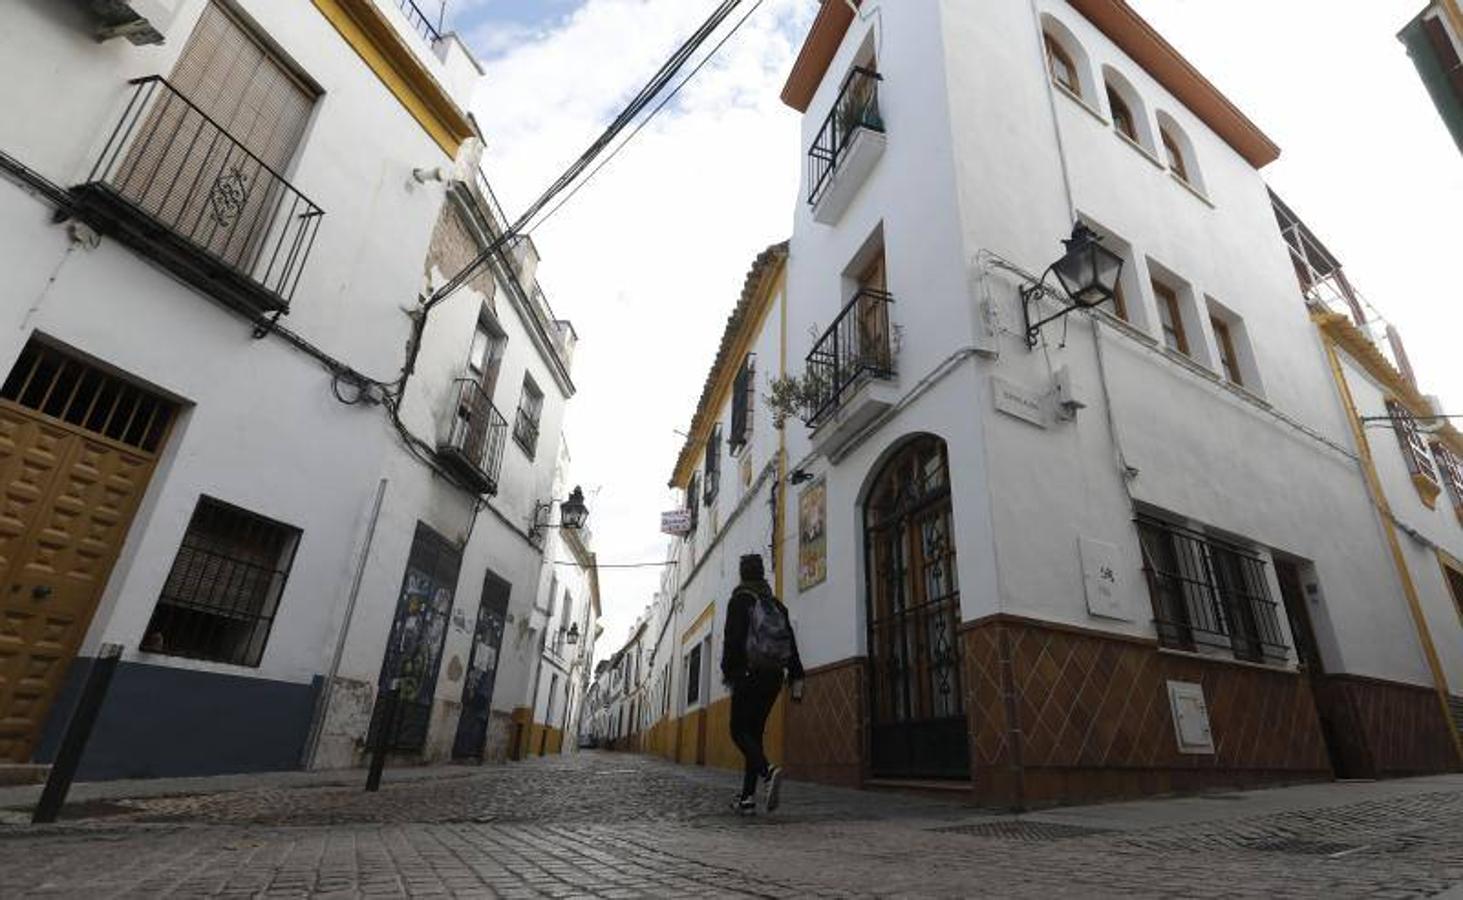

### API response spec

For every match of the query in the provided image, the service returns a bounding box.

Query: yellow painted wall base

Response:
[620,693,791,776]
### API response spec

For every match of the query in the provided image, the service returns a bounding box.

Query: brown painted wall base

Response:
[1315,674,1461,778]
[962,615,1335,809]
[784,658,867,788]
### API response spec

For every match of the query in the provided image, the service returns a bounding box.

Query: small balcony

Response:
[438,378,509,496]
[808,66,885,225]
[514,407,540,459]
[70,76,324,316]
[393,0,444,46]
[803,288,898,457]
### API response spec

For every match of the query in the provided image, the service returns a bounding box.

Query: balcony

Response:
[393,0,443,46]
[803,288,898,458]
[70,77,324,316]
[807,67,885,225]
[514,406,540,459]
[437,378,509,496]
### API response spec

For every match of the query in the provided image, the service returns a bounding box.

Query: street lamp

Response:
[1021,222,1125,348]
[566,622,581,645]
[530,486,590,539]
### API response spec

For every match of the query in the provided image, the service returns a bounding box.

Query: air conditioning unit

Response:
[88,0,180,46]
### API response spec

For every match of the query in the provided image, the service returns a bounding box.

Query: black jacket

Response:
[721,578,804,683]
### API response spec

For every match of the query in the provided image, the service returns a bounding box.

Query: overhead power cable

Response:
[526,0,769,236]
[420,0,750,313]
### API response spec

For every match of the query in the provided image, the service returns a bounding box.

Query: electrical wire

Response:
[526,0,769,236]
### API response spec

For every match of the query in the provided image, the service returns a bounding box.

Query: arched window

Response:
[1107,84,1137,141]
[1040,15,1093,101]
[1160,128,1188,181]
[1044,33,1080,96]
[1155,111,1203,193]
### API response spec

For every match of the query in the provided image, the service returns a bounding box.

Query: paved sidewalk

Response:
[0,753,1459,897]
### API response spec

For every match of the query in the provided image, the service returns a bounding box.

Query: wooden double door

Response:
[0,342,173,762]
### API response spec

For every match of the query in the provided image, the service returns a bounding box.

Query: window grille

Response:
[703,424,722,506]
[514,375,543,458]
[1387,400,1439,487]
[1433,441,1463,513]
[1136,517,1287,664]
[1,340,175,453]
[729,356,755,453]
[685,474,700,536]
[143,496,301,667]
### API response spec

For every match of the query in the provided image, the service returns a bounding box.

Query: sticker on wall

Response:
[799,477,828,591]
[1167,681,1215,755]
[1079,537,1128,621]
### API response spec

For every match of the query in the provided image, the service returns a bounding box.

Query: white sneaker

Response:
[764,766,783,812]
[731,795,756,815]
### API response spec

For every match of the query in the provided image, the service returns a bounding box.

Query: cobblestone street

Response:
[0,753,1459,898]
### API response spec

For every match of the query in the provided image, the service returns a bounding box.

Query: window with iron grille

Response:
[1433,440,1463,514]
[514,374,543,458]
[685,473,700,536]
[1135,516,1288,664]
[703,423,722,506]
[143,497,301,667]
[1387,400,1439,486]
[729,355,755,454]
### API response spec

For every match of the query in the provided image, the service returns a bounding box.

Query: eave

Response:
[312,0,475,158]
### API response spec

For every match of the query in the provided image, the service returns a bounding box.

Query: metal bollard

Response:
[33,643,124,825]
[365,681,400,793]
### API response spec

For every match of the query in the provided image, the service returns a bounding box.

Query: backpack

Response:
[744,590,794,673]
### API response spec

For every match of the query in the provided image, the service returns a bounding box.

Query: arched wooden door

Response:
[864,436,968,778]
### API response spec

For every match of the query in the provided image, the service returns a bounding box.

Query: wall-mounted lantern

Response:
[1021,223,1124,348]
[530,486,590,539]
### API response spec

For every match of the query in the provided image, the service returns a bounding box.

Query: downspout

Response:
[303,477,389,769]
[1319,331,1462,764]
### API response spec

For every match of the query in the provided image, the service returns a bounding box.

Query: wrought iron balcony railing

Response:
[803,288,895,427]
[514,406,540,458]
[72,76,324,315]
[1136,518,1289,665]
[395,0,444,45]
[807,66,884,207]
[439,378,509,496]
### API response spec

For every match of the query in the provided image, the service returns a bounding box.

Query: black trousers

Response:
[729,672,782,798]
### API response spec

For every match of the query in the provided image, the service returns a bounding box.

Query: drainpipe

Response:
[302,477,389,769]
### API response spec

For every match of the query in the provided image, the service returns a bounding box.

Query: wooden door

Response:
[452,570,510,760]
[0,344,173,762]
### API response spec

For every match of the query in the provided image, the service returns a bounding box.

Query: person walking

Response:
[722,553,803,815]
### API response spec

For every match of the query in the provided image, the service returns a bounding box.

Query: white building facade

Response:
[0,0,581,778]
[629,0,1461,805]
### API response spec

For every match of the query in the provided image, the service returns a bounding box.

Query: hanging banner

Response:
[660,508,692,536]
[798,478,827,591]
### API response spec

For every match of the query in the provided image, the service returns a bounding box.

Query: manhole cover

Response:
[932,821,1111,842]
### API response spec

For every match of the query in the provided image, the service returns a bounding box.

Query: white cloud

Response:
[468,0,813,648]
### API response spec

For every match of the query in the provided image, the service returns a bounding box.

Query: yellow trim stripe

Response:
[311,0,475,158]
[1320,330,1462,763]
[682,601,716,643]
[672,259,788,488]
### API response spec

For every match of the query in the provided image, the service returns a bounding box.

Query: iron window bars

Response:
[803,288,895,427]
[144,497,302,668]
[395,0,444,45]
[73,76,323,314]
[729,356,755,454]
[513,405,540,458]
[807,66,884,207]
[0,339,175,453]
[703,423,722,505]
[685,473,700,536]
[1386,400,1441,488]
[1433,440,1463,513]
[1136,517,1288,665]
[439,378,508,496]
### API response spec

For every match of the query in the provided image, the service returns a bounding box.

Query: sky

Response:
[444,0,1463,655]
